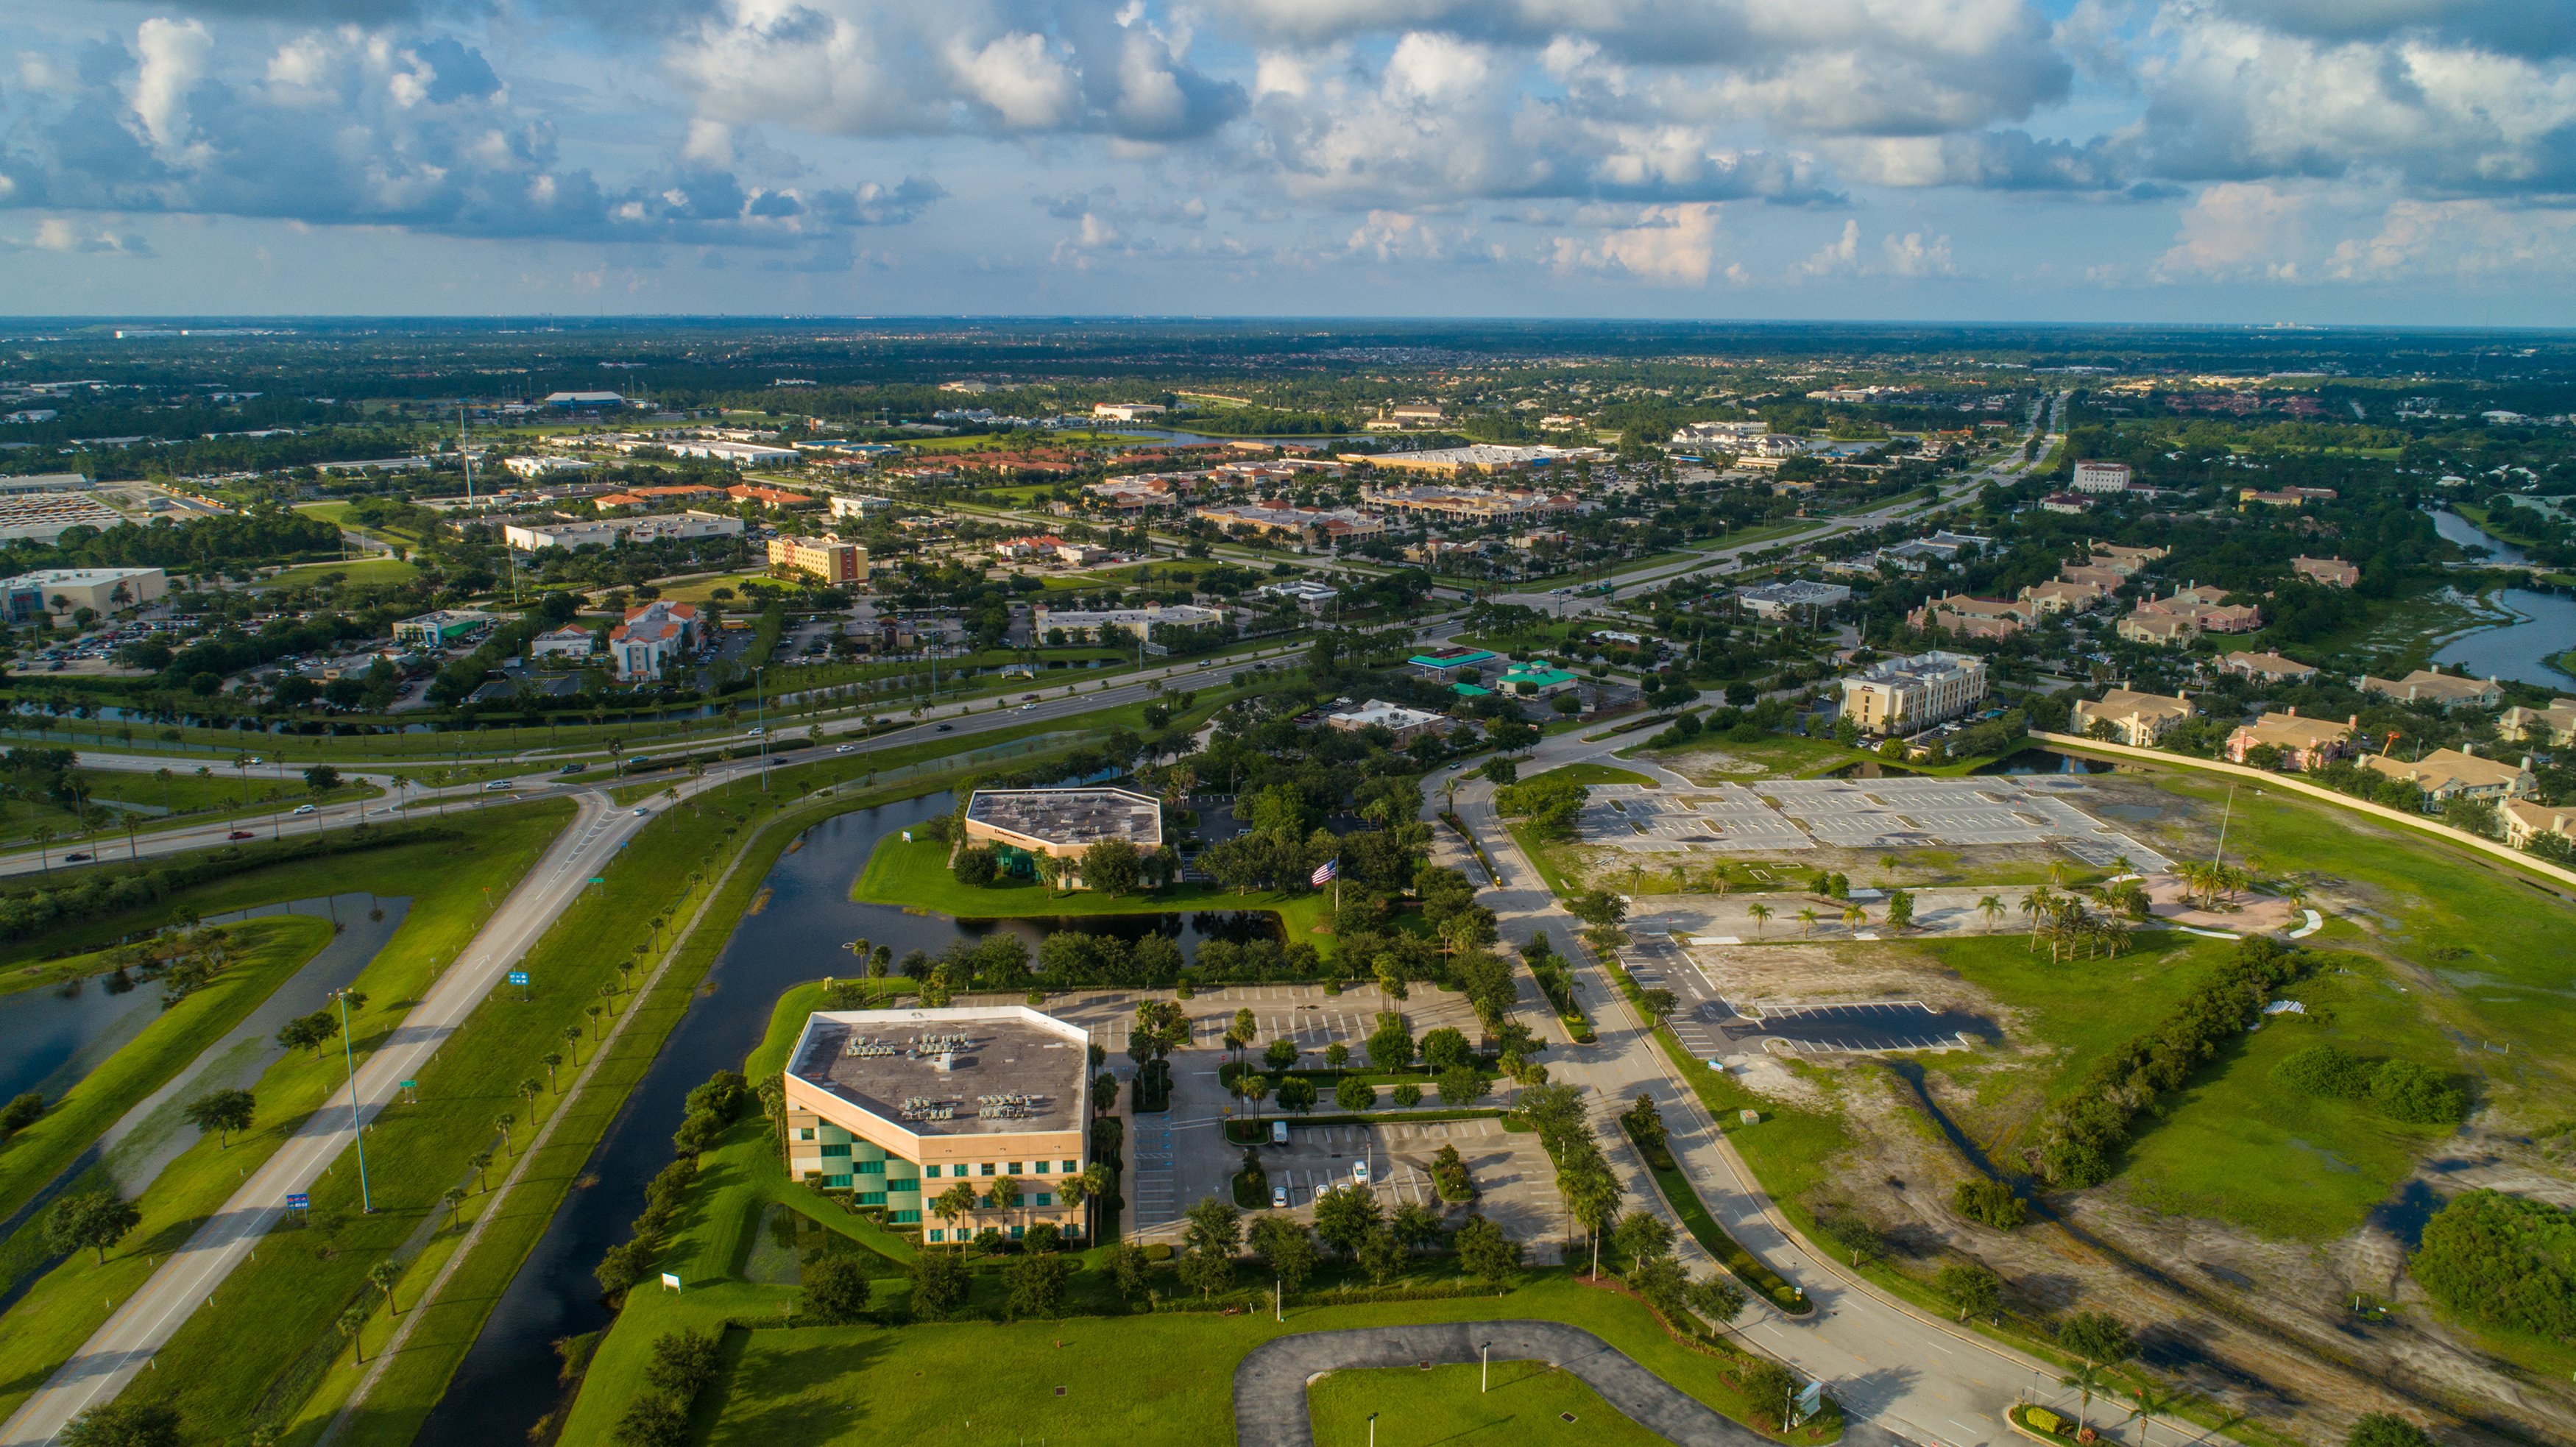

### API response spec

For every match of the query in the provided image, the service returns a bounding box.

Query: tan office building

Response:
[783,1006,1092,1244]
[767,535,868,585]
[1839,651,1989,735]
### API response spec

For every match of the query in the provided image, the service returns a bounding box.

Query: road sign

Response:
[660,1273,682,1292]
[1789,1381,1824,1426]
[286,1193,309,1211]
[507,971,529,986]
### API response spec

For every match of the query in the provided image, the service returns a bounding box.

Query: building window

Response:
[980,1162,996,1176]
[888,1178,919,1195]
[923,1164,941,1178]
[1061,1159,1079,1173]
[824,1174,853,1189]
[1035,1161,1051,1175]
[1011,1225,1024,1239]
[1034,1192,1052,1207]
[891,1209,920,1225]
[796,1128,815,1141]
[857,1192,885,1206]
[927,1229,944,1242]
[819,1143,852,1158]
[1007,1162,1023,1175]
[855,1158,884,1175]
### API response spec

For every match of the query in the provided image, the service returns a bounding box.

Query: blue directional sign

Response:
[507,970,529,986]
[286,1192,309,1211]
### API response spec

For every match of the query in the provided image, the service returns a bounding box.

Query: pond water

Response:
[1973,747,2113,776]
[2429,506,2530,565]
[423,792,1266,1443]
[2431,587,2576,690]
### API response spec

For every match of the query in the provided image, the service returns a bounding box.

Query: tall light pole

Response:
[755,665,769,790]
[1482,1340,1493,1393]
[336,988,373,1212]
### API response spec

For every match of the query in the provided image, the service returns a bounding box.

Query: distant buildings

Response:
[667,439,799,467]
[502,456,594,479]
[2221,651,2318,685]
[2119,587,2261,645]
[1256,579,1340,613]
[1736,579,1851,620]
[828,493,896,522]
[1193,500,1384,548]
[391,608,495,648]
[1496,658,1581,697]
[1351,447,1601,478]
[2040,492,2092,514]
[1326,698,1450,743]
[531,624,597,660]
[1908,593,2024,642]
[2224,710,2354,769]
[2362,748,2537,805]
[962,788,1163,889]
[2239,486,2338,509]
[1878,531,1993,574]
[1839,651,1989,735]
[542,391,626,410]
[2500,699,2576,746]
[767,537,868,586]
[0,566,166,621]
[2361,670,2502,710]
[2070,460,2134,494]
[0,492,126,543]
[1030,603,1226,643]
[2291,556,2360,587]
[504,513,743,551]
[2073,688,2197,746]
[1091,403,1166,421]
[609,600,700,680]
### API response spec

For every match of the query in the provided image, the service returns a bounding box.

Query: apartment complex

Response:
[2070,460,2134,494]
[782,1006,1091,1242]
[2362,748,2538,804]
[2224,709,2355,769]
[1839,651,1990,735]
[2073,688,2197,747]
[2361,670,2502,710]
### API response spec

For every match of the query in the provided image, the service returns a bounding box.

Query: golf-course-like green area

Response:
[1524,763,1657,788]
[1308,1359,1663,1446]
[853,831,1335,947]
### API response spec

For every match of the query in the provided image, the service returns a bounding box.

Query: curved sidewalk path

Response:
[1234,1320,1767,1447]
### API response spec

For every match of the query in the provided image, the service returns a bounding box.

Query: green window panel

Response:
[824,1174,853,1189]
[1034,1192,1052,1207]
[795,1128,816,1142]
[888,1179,920,1196]
[1035,1161,1051,1174]
[854,1158,885,1174]
[891,1209,921,1224]
[819,1144,852,1158]
[1061,1159,1079,1173]
[857,1192,886,1206]
[818,1122,852,1145]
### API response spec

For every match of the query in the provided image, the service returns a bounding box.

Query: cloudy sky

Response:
[4,0,2572,321]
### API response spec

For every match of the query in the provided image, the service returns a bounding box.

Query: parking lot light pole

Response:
[1482,1340,1492,1393]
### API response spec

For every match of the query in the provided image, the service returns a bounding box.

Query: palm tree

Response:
[469,1149,494,1193]
[2062,1363,2113,1434]
[1746,902,1772,936]
[1841,902,1867,933]
[2125,1383,2187,1447]
[1977,894,2005,933]
[495,1111,517,1154]
[585,1002,606,1040]
[1796,906,1819,937]
[339,1305,372,1364]
[443,1186,467,1228]
[2020,887,2051,949]
[369,1259,403,1316]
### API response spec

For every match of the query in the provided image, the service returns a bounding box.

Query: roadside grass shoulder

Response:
[1528,763,1657,788]
[0,804,570,1432]
[0,913,333,1229]
[1499,818,1578,899]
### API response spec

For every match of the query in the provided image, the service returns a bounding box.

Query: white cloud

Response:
[1881,227,1955,275]
[1549,202,1730,285]
[2154,180,2308,280]
[1798,216,1860,275]
[130,18,213,166]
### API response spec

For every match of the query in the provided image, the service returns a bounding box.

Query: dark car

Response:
[227,829,255,840]
[62,852,91,862]
[935,723,952,731]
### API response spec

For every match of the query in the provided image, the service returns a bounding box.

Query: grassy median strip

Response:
[0,804,570,1431]
[0,913,335,1231]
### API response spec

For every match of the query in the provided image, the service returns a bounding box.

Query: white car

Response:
[746,726,763,735]
[1351,1158,1370,1185]
[291,804,317,816]
[835,743,854,754]
[1020,702,1036,711]
[1272,1184,1289,1209]
[483,779,514,791]
[633,807,650,816]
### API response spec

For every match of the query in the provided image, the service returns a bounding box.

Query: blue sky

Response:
[4,0,2572,321]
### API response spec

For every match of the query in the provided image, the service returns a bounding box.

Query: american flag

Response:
[1311,858,1338,887]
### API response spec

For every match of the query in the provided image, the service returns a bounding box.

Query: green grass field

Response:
[1309,1360,1663,1446]
[259,558,422,591]
[0,915,333,1228]
[2118,950,2461,1239]
[857,831,1317,926]
[1526,763,1656,788]
[0,806,571,1433]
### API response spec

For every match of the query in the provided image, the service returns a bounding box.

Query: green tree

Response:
[1454,1214,1522,1283]
[1263,1036,1299,1070]
[1334,1076,1378,1111]
[1365,1011,1415,1072]
[368,1258,403,1316]
[908,1247,972,1315]
[1274,1075,1318,1114]
[1005,1250,1072,1317]
[1934,1261,2002,1321]
[59,1402,183,1447]
[2347,1415,2436,1447]
[0,1089,44,1138]
[802,1253,873,1323]
[1249,1214,1320,1294]
[1688,1271,1747,1327]
[1105,1242,1151,1301]
[1419,1026,1472,1072]
[1356,1226,1407,1284]
[1739,1359,1800,1426]
[47,1190,141,1264]
[1079,838,1144,895]
[183,1088,255,1147]
[1312,1183,1383,1259]
[1436,1064,1488,1105]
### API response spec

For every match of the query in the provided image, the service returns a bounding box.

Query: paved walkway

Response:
[1233,1320,1769,1447]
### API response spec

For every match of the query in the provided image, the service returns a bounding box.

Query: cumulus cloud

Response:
[2154,180,2310,280]
[1549,202,1734,285]
[0,18,941,252]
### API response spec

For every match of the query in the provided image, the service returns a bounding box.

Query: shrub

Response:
[1390,1083,1423,1108]
[1334,1077,1377,1111]
[2347,1415,2435,1447]
[952,846,998,888]
[1953,1178,2028,1231]
[2412,1189,2576,1340]
[801,1252,873,1323]
[2368,1060,2467,1125]
[2275,1044,2371,1098]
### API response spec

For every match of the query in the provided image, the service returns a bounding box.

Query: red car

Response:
[227,829,255,841]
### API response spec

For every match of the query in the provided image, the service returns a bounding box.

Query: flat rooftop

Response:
[788,1009,1087,1138]
[965,788,1162,849]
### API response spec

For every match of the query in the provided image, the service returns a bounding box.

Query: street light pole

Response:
[756,666,768,790]
[1482,1340,1492,1393]
[337,988,373,1212]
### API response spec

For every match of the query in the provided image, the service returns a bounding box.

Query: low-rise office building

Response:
[2071,460,2134,494]
[1326,698,1450,742]
[391,608,495,648]
[961,788,1163,889]
[1736,579,1851,620]
[0,566,166,620]
[1839,651,1989,735]
[530,624,597,659]
[1030,603,1226,643]
[782,1006,1090,1242]
[1497,658,1581,697]
[505,512,744,551]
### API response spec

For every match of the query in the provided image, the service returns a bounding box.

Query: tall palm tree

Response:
[1841,902,1867,933]
[2020,887,2051,949]
[2061,1363,2113,1435]
[1746,902,1773,936]
[1796,906,1819,938]
[1977,895,2005,933]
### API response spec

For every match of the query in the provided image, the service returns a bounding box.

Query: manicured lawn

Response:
[1309,1360,1664,1446]
[2117,950,2464,1240]
[1627,732,1869,779]
[1526,763,1657,788]
[0,914,334,1229]
[0,805,571,1432]
[857,832,1313,927]
[258,558,422,591]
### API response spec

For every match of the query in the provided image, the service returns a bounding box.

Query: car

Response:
[228,829,255,840]
[62,852,91,862]
[293,804,317,816]
[1351,1158,1370,1185]
[249,757,263,765]
[1022,693,1041,701]
[483,780,514,791]
[834,743,854,754]
[559,762,587,774]
[1271,1184,1289,1209]
[746,726,763,735]
[1270,1120,1288,1145]
[627,756,651,768]
[935,724,952,732]
[634,807,651,816]
[1020,702,1036,712]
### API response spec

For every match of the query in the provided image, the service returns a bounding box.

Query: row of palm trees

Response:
[1740,899,1880,937]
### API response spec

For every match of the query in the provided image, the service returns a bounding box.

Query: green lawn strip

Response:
[599,1272,1831,1447]
[258,559,422,591]
[857,832,1317,934]
[1498,818,1577,899]
[0,806,569,1430]
[317,730,1219,1446]
[2115,950,2460,1241]
[1308,1359,1664,1445]
[0,914,334,1228]
[1526,763,1657,788]
[0,818,521,962]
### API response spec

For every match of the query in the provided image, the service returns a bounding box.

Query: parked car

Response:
[1271,1184,1289,1209]
[1351,1158,1370,1185]
[1270,1120,1288,1145]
